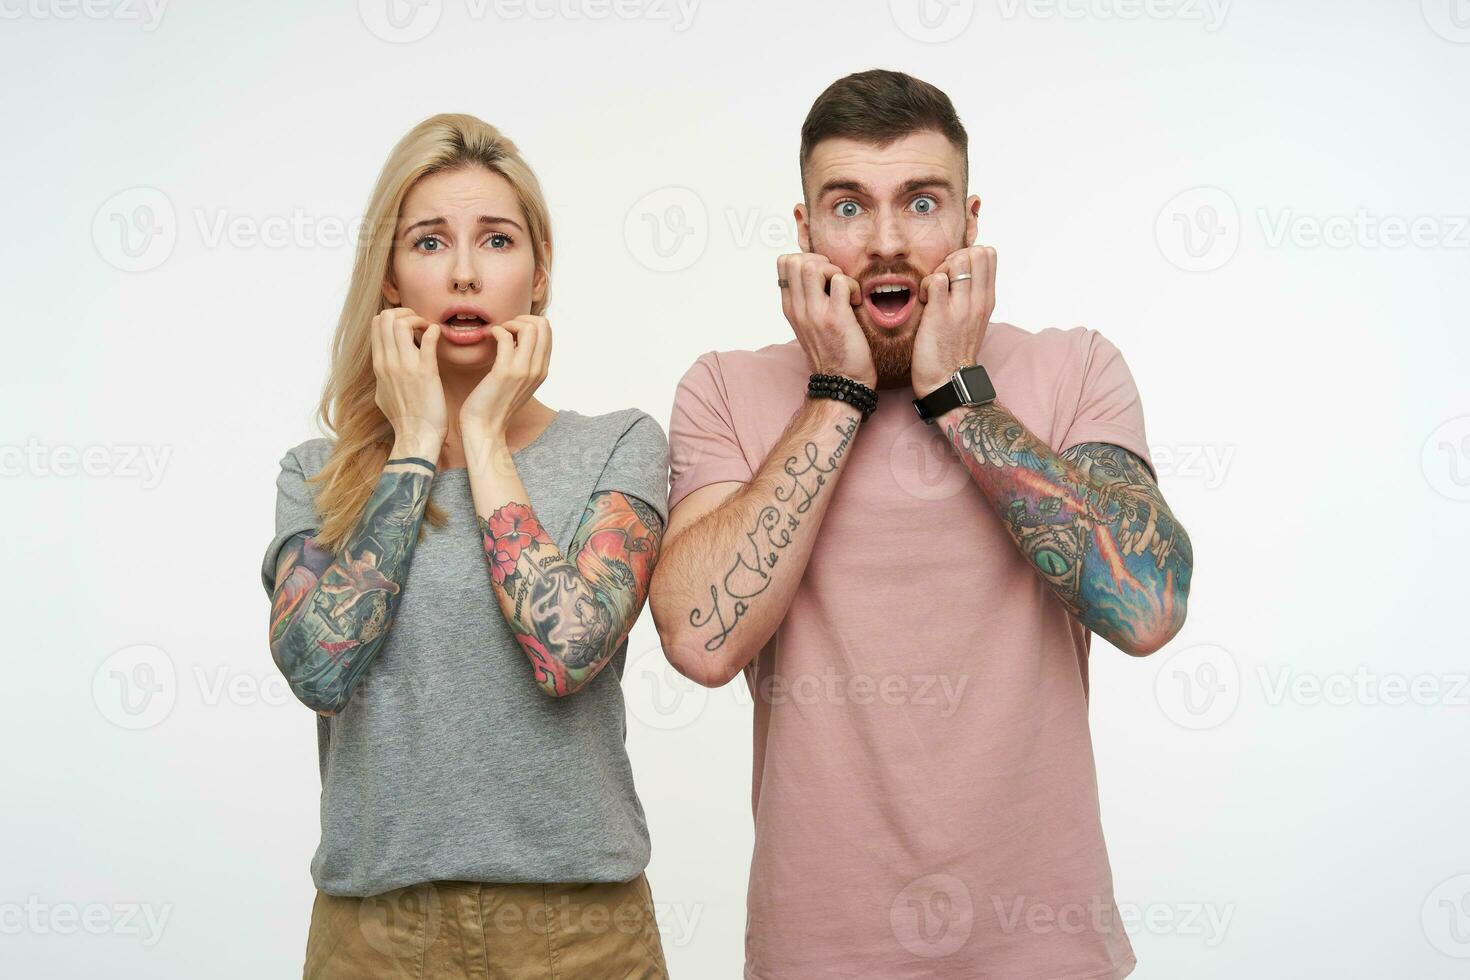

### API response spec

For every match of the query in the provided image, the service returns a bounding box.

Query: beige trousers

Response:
[303,873,670,979]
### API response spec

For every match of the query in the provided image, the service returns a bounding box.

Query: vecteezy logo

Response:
[623,187,708,272]
[1422,0,1470,42]
[624,642,709,731]
[1422,874,1470,957]
[889,418,971,501]
[92,187,177,273]
[889,0,976,42]
[1154,642,1240,730]
[358,0,443,43]
[890,873,974,957]
[1422,416,1470,502]
[1155,186,1240,272]
[359,884,442,958]
[92,644,177,730]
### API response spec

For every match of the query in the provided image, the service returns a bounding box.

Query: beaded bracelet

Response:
[813,386,875,419]
[809,373,877,405]
[807,373,878,420]
[809,375,877,415]
[808,381,876,415]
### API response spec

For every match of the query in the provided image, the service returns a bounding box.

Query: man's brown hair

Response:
[799,69,969,197]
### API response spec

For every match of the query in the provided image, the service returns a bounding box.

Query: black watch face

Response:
[958,365,995,403]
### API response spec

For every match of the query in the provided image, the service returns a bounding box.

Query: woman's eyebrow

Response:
[399,214,526,236]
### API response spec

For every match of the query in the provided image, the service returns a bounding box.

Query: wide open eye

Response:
[909,195,938,215]
[834,200,864,219]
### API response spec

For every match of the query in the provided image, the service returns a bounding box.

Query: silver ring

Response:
[950,273,974,283]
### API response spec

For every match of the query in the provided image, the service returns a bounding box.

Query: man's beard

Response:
[856,311,918,390]
[807,245,950,391]
[849,256,928,390]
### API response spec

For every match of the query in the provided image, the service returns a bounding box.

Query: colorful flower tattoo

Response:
[479,491,664,696]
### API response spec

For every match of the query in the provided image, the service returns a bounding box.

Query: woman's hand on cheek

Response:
[459,315,551,449]
[372,308,449,458]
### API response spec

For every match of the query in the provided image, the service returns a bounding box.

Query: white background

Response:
[3,0,1468,976]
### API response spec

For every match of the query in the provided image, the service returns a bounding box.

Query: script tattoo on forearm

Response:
[480,490,662,696]
[268,467,433,713]
[690,413,859,652]
[946,404,1193,651]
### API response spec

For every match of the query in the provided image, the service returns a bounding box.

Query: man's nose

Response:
[869,207,908,262]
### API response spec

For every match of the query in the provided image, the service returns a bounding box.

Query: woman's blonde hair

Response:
[306,113,553,552]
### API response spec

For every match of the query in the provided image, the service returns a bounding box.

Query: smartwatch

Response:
[912,364,996,424]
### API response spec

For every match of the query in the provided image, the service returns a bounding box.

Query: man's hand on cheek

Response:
[911,245,997,395]
[778,251,877,389]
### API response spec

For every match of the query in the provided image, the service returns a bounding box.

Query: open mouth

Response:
[435,307,493,346]
[863,281,916,330]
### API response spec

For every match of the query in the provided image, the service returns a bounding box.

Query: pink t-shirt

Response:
[667,322,1153,980]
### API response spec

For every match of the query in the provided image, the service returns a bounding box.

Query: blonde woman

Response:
[261,114,671,978]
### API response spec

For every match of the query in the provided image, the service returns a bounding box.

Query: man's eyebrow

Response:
[814,177,957,200]
[398,214,526,237]
[815,179,871,199]
[898,177,956,196]
[899,176,958,195]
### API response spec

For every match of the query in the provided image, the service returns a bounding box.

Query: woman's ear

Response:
[532,239,552,304]
[382,258,401,306]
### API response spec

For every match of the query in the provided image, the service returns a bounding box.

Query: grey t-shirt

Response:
[260,407,670,897]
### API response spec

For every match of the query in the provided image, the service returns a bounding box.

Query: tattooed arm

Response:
[936,401,1192,655]
[480,493,664,698]
[649,396,864,688]
[463,434,663,697]
[267,459,435,714]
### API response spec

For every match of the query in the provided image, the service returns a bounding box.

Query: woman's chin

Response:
[437,343,496,369]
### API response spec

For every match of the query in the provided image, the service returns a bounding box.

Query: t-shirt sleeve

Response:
[1058,330,1157,481]
[260,447,322,597]
[591,411,671,529]
[667,351,753,513]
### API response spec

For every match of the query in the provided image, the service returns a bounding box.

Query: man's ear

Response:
[794,201,812,253]
[965,194,982,246]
